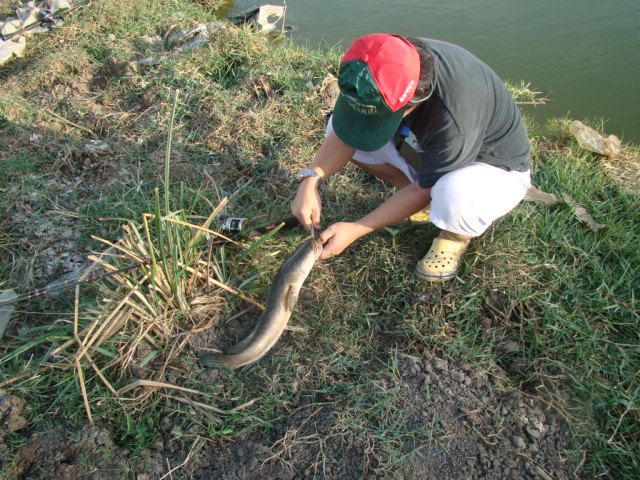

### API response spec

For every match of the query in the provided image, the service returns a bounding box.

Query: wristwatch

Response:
[296,168,322,183]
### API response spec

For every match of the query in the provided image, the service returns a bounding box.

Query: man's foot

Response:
[415,237,470,282]
[408,210,431,225]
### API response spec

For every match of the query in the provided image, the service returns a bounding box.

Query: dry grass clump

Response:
[48,199,248,418]
[44,90,262,420]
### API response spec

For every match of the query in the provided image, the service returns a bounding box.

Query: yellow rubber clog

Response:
[415,237,470,282]
[408,210,431,225]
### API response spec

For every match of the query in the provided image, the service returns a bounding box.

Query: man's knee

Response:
[351,160,412,188]
[430,165,528,237]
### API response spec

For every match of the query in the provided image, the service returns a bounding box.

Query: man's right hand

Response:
[291,132,356,233]
[291,176,322,233]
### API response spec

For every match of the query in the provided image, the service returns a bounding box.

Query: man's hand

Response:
[315,182,432,260]
[291,177,322,233]
[318,222,371,260]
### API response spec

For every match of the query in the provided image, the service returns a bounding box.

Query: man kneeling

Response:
[292,34,531,282]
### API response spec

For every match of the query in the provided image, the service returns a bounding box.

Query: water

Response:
[232,0,640,143]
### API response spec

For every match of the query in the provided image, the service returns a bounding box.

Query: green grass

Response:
[0,0,638,477]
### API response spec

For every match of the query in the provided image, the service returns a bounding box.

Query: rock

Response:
[511,435,526,449]
[160,416,172,429]
[452,372,466,383]
[0,390,27,434]
[568,120,622,157]
[501,340,520,354]
[320,74,340,110]
[431,357,447,371]
[152,439,164,452]
[526,425,544,440]
[423,361,433,373]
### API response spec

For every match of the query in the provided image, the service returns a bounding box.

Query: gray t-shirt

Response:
[405,38,531,188]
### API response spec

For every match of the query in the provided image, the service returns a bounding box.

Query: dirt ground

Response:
[2,349,576,479]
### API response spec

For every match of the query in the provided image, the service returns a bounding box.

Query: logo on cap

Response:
[344,94,378,116]
[399,80,416,104]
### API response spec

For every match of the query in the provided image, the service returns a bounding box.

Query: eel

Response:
[199,238,322,368]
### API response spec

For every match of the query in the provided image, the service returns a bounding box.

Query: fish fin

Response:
[198,353,233,369]
[285,285,300,311]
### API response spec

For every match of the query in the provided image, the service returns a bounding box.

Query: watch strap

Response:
[296,168,322,183]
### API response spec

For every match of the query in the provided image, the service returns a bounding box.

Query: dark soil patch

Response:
[2,352,576,479]
[3,423,164,480]
[187,352,574,480]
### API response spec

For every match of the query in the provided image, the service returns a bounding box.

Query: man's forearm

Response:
[354,182,431,234]
[306,132,356,180]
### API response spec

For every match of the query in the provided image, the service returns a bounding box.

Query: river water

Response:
[231,0,639,143]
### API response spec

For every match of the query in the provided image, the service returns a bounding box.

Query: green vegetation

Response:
[0,0,638,478]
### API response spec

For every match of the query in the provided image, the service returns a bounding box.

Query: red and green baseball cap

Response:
[333,34,420,151]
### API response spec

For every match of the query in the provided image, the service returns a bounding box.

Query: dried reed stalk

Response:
[181,264,264,310]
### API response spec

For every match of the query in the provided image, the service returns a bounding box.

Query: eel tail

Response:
[198,353,234,369]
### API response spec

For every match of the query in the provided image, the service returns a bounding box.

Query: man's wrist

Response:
[350,220,375,238]
[299,176,322,189]
[296,168,323,184]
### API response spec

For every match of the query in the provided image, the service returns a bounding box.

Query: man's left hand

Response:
[318,222,369,260]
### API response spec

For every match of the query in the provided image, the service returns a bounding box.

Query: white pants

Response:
[327,117,531,237]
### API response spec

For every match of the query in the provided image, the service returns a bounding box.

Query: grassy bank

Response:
[0,0,638,478]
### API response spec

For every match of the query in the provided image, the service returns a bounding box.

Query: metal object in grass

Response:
[212,215,300,246]
[1,9,61,41]
[230,5,286,33]
[0,0,94,42]
[0,260,151,309]
[0,289,17,339]
[219,215,300,235]
[1,0,94,65]
[199,237,323,369]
